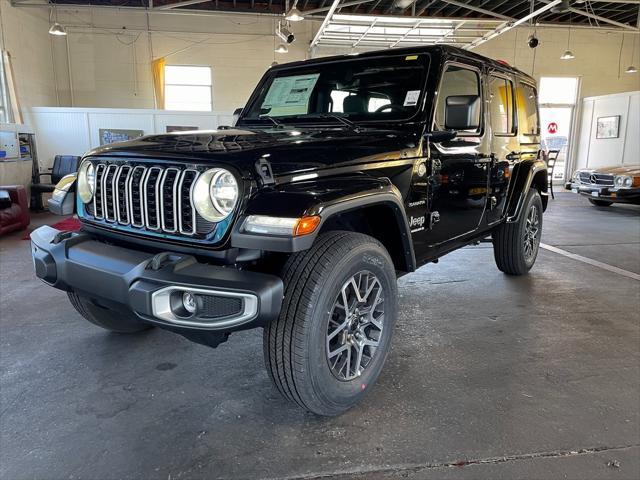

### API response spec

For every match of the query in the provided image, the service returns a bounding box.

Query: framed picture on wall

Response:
[166,126,198,133]
[595,115,620,139]
[99,128,144,145]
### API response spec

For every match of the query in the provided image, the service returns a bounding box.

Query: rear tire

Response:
[67,292,153,333]
[492,188,543,276]
[263,231,397,416]
[588,199,613,207]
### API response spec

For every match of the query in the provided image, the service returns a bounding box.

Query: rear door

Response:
[485,70,518,225]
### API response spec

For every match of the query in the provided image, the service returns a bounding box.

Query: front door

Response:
[424,63,490,247]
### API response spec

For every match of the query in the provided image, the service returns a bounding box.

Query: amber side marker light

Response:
[294,216,321,236]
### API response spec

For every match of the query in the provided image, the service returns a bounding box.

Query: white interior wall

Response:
[50,8,315,112]
[473,27,640,99]
[29,107,233,170]
[0,0,59,186]
[574,91,640,170]
[0,0,59,114]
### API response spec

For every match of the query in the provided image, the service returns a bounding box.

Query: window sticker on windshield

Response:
[261,73,321,115]
[404,90,421,107]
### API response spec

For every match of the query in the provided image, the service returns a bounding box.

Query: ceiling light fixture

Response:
[561,16,574,60]
[48,7,66,36]
[560,50,575,60]
[627,28,638,74]
[285,1,304,22]
[49,22,67,36]
[275,44,289,54]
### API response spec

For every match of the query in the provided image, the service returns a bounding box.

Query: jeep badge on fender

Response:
[30,46,546,416]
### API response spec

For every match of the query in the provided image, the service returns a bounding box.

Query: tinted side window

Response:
[435,65,481,134]
[488,75,514,135]
[516,83,540,135]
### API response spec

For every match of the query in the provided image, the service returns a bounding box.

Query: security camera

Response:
[277,23,295,44]
[528,34,539,49]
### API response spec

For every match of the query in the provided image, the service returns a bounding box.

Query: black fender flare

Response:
[504,158,548,223]
[231,175,416,272]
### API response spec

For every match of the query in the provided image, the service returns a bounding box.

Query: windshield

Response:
[240,54,429,125]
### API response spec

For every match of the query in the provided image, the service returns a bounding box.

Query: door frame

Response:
[538,75,582,181]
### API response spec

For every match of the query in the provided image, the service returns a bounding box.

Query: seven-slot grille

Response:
[578,172,615,186]
[86,162,207,237]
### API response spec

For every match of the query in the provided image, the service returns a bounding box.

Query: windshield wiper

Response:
[317,113,360,131]
[260,116,284,128]
[291,113,362,132]
[240,116,285,128]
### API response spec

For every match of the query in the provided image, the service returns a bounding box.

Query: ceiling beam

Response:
[390,19,423,47]
[582,0,640,3]
[415,0,439,17]
[352,18,377,47]
[465,0,563,50]
[310,0,341,48]
[439,0,512,20]
[304,0,374,15]
[154,0,212,10]
[539,0,638,30]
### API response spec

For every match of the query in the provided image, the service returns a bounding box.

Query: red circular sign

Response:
[547,122,558,134]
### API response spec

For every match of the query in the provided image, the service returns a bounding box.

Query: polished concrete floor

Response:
[1,192,639,480]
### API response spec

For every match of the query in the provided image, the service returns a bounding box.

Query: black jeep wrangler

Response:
[31,46,546,416]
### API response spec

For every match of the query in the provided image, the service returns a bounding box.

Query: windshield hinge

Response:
[255,157,276,186]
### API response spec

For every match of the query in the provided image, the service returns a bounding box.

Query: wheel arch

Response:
[505,158,548,223]
[317,198,416,274]
[231,176,417,273]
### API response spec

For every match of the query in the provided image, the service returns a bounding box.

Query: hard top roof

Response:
[271,45,535,85]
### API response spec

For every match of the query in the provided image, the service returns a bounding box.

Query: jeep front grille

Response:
[86,162,212,237]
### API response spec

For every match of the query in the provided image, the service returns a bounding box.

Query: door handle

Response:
[506,151,521,161]
[474,157,492,164]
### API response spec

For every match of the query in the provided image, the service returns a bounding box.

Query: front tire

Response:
[492,188,543,276]
[68,292,153,333]
[264,231,398,416]
[588,198,613,207]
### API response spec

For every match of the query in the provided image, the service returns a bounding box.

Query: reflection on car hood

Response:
[84,127,420,178]
[590,165,640,176]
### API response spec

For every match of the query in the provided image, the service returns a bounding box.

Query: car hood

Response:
[586,165,640,176]
[85,127,420,178]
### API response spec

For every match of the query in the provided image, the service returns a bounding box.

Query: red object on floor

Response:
[50,217,81,232]
[0,185,31,237]
[21,216,81,240]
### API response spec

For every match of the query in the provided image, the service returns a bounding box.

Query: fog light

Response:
[182,291,197,314]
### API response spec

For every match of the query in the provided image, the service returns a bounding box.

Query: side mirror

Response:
[445,95,481,131]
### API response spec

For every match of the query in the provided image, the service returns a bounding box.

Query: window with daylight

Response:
[488,75,514,135]
[164,65,212,111]
[434,65,481,134]
[0,53,12,123]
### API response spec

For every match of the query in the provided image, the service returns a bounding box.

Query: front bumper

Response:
[30,226,283,346]
[564,182,640,204]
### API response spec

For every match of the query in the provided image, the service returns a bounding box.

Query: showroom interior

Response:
[0,0,639,478]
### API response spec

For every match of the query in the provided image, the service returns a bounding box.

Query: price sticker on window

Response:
[404,90,421,107]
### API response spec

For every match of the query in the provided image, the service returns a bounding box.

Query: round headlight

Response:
[193,168,239,222]
[614,175,624,188]
[77,161,95,203]
[623,176,633,188]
